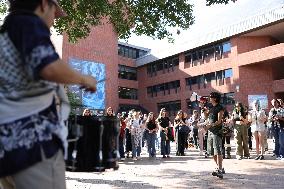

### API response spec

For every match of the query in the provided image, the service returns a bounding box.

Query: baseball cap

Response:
[49,0,67,18]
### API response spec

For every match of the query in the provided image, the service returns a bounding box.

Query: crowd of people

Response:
[83,93,284,179]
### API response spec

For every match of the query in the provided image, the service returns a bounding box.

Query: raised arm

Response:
[40,59,97,92]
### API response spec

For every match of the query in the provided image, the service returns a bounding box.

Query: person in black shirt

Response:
[174,110,189,156]
[145,112,159,158]
[156,108,171,158]
[204,92,225,179]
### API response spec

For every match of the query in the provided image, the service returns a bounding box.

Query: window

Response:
[216,70,224,80]
[156,61,164,71]
[224,68,233,78]
[157,100,181,117]
[221,92,235,105]
[118,65,137,80]
[204,47,215,58]
[118,87,138,100]
[205,72,215,83]
[118,45,147,59]
[190,76,198,85]
[185,53,192,63]
[173,58,179,66]
[192,52,198,62]
[147,87,152,94]
[222,41,231,53]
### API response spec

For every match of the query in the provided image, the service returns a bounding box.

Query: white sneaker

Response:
[133,157,137,161]
[236,155,242,160]
[199,151,204,156]
[276,157,282,160]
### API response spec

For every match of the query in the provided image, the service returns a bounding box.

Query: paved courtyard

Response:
[66,139,284,189]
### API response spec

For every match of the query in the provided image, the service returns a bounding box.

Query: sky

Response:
[121,0,284,58]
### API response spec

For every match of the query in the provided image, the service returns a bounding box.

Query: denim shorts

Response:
[207,131,223,155]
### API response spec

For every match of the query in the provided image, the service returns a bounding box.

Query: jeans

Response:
[119,136,125,158]
[147,132,157,156]
[273,127,280,156]
[131,137,141,158]
[160,132,170,155]
[279,129,284,157]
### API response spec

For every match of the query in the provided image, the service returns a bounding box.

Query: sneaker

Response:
[276,156,281,160]
[243,156,250,159]
[199,151,204,156]
[120,158,125,161]
[133,157,137,161]
[221,168,226,174]
[137,156,141,160]
[236,156,242,160]
[205,152,209,158]
[259,155,264,160]
[212,168,219,176]
[216,170,223,179]
[255,155,260,160]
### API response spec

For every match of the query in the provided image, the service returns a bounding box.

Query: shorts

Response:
[207,131,223,156]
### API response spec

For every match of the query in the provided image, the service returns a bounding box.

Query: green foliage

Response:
[0,0,237,42]
[206,0,237,6]
[67,90,81,115]
[0,0,8,16]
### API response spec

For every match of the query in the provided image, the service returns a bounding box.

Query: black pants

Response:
[178,131,187,155]
[248,127,252,150]
[193,128,198,147]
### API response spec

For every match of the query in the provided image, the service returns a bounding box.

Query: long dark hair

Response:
[233,102,245,117]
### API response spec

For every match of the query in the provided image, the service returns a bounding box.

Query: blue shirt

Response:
[0,12,62,177]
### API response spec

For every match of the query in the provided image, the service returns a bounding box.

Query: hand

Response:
[80,75,97,93]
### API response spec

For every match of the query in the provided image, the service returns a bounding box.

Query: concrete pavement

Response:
[66,139,284,189]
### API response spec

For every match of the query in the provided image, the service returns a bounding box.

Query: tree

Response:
[0,0,237,42]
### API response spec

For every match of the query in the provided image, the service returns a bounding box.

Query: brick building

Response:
[63,5,284,115]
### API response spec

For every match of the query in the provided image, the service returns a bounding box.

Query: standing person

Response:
[157,108,171,158]
[106,107,114,116]
[248,100,267,160]
[188,110,199,149]
[244,106,253,151]
[125,110,134,158]
[232,102,250,160]
[174,110,190,156]
[204,92,225,179]
[0,0,97,188]
[197,106,209,156]
[222,111,233,159]
[145,112,159,158]
[130,111,144,160]
[198,97,210,158]
[118,112,127,161]
[277,99,284,160]
[268,99,281,159]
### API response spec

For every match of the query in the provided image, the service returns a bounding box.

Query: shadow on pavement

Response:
[66,176,161,189]
[157,166,284,189]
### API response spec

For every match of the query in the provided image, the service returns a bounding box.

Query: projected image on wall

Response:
[69,58,106,110]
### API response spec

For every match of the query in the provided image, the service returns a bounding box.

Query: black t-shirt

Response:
[157,117,170,128]
[208,104,224,135]
[174,118,186,125]
[147,120,157,130]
